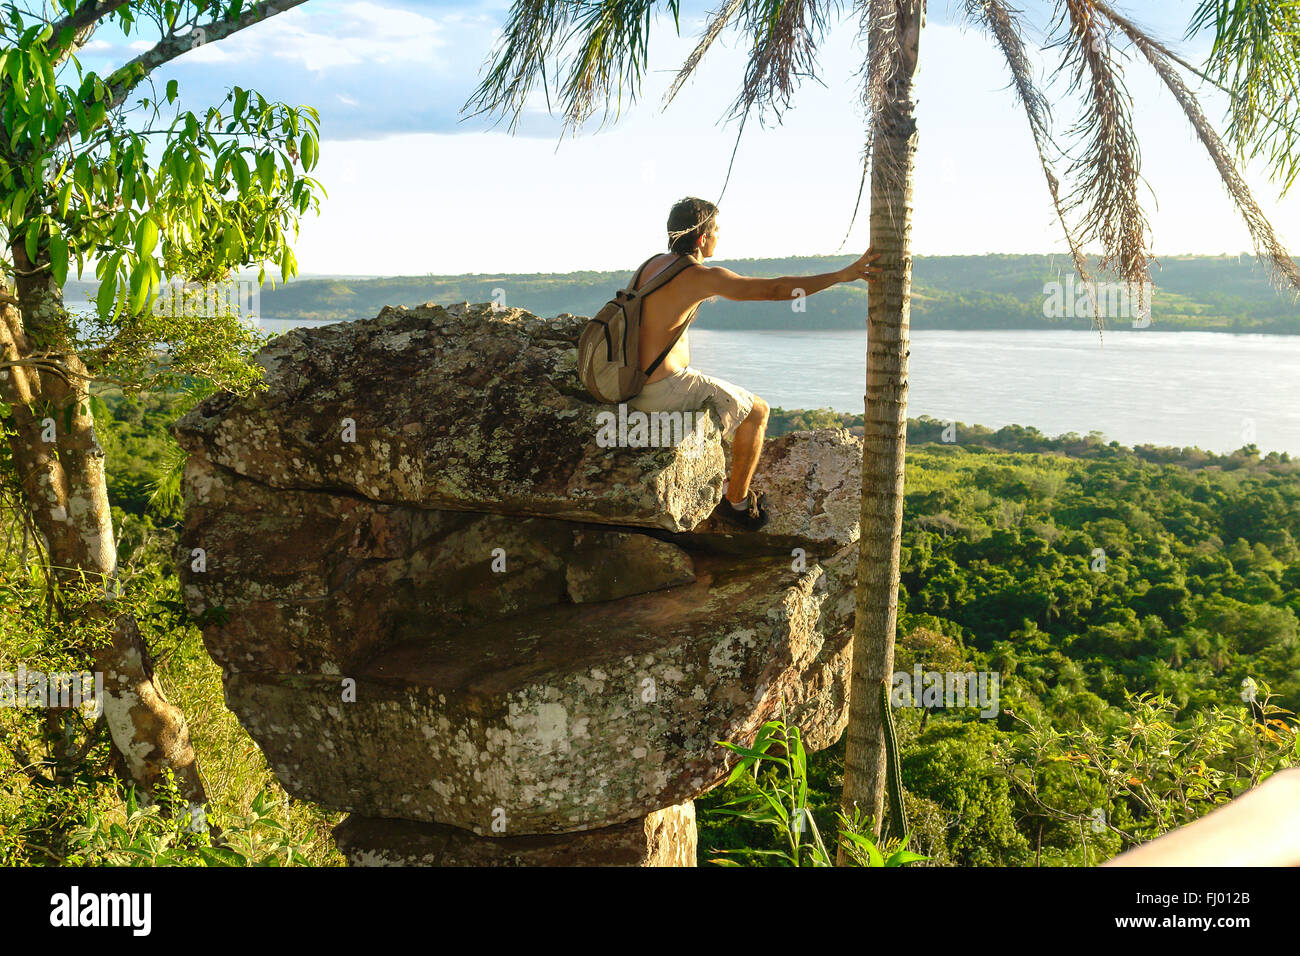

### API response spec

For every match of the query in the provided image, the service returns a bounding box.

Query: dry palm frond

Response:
[664,0,843,205]
[1052,0,1151,298]
[837,0,899,248]
[1096,1,1300,295]
[662,0,747,109]
[659,0,751,203]
[966,0,1095,310]
[723,0,839,126]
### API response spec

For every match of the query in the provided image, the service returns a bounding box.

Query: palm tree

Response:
[463,0,1300,859]
[1161,634,1188,668]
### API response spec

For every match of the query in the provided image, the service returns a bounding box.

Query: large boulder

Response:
[219,548,854,833]
[172,303,726,533]
[174,302,861,863]
[682,428,863,557]
[176,448,698,676]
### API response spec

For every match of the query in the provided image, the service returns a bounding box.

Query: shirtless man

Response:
[627,196,883,530]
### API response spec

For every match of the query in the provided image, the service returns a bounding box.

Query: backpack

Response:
[577,254,701,404]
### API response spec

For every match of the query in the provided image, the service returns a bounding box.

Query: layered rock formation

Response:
[174,301,862,866]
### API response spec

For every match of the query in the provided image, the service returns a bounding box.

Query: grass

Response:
[156,626,346,866]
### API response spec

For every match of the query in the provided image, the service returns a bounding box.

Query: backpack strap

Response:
[626,255,659,293]
[630,253,695,299]
[644,301,700,377]
[625,254,703,376]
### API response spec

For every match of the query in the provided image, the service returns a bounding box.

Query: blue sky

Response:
[74,0,1300,275]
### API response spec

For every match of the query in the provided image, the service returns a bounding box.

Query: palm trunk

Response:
[2,241,208,810]
[839,0,923,858]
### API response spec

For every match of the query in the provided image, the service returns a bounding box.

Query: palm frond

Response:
[966,0,1095,308]
[1097,1,1300,294]
[1188,0,1300,197]
[665,0,844,206]
[460,0,571,131]
[723,0,840,126]
[562,0,681,132]
[461,0,670,134]
[662,0,746,109]
[1052,0,1152,296]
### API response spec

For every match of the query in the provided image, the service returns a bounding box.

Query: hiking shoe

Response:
[713,489,770,531]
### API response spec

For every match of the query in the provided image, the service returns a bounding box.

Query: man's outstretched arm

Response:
[700,248,882,302]
[1104,767,1300,866]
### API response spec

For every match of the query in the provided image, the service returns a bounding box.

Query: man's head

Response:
[667,197,719,259]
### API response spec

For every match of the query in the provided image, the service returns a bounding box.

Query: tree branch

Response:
[46,0,135,68]
[50,0,135,39]
[55,0,309,149]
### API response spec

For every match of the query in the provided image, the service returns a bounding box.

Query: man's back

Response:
[631,253,702,384]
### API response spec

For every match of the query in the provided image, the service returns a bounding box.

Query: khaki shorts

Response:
[628,367,756,439]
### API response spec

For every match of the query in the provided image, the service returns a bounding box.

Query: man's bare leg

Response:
[725,396,770,503]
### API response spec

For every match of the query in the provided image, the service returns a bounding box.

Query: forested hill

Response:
[246,254,1299,332]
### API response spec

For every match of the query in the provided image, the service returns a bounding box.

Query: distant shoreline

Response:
[248,314,1300,336]
[63,252,1300,335]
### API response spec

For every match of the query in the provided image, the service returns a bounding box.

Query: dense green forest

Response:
[59,254,1300,333]
[4,390,1296,865]
[699,409,1300,865]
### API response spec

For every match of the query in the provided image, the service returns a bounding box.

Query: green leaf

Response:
[166,79,179,104]
[24,217,39,263]
[7,53,24,89]
[95,264,118,321]
[134,216,158,258]
[128,260,150,315]
[864,840,884,867]
[256,152,274,192]
[199,845,247,867]
[232,153,250,192]
[49,233,68,286]
[72,96,89,141]
[885,850,928,866]
[840,829,877,849]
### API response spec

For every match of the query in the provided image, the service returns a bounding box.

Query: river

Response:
[685,328,1300,455]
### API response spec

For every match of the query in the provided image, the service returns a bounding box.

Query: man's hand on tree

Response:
[840,247,884,284]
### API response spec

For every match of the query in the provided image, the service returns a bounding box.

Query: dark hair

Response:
[667,197,718,256]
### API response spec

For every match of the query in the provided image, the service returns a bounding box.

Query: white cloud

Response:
[183,1,447,72]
